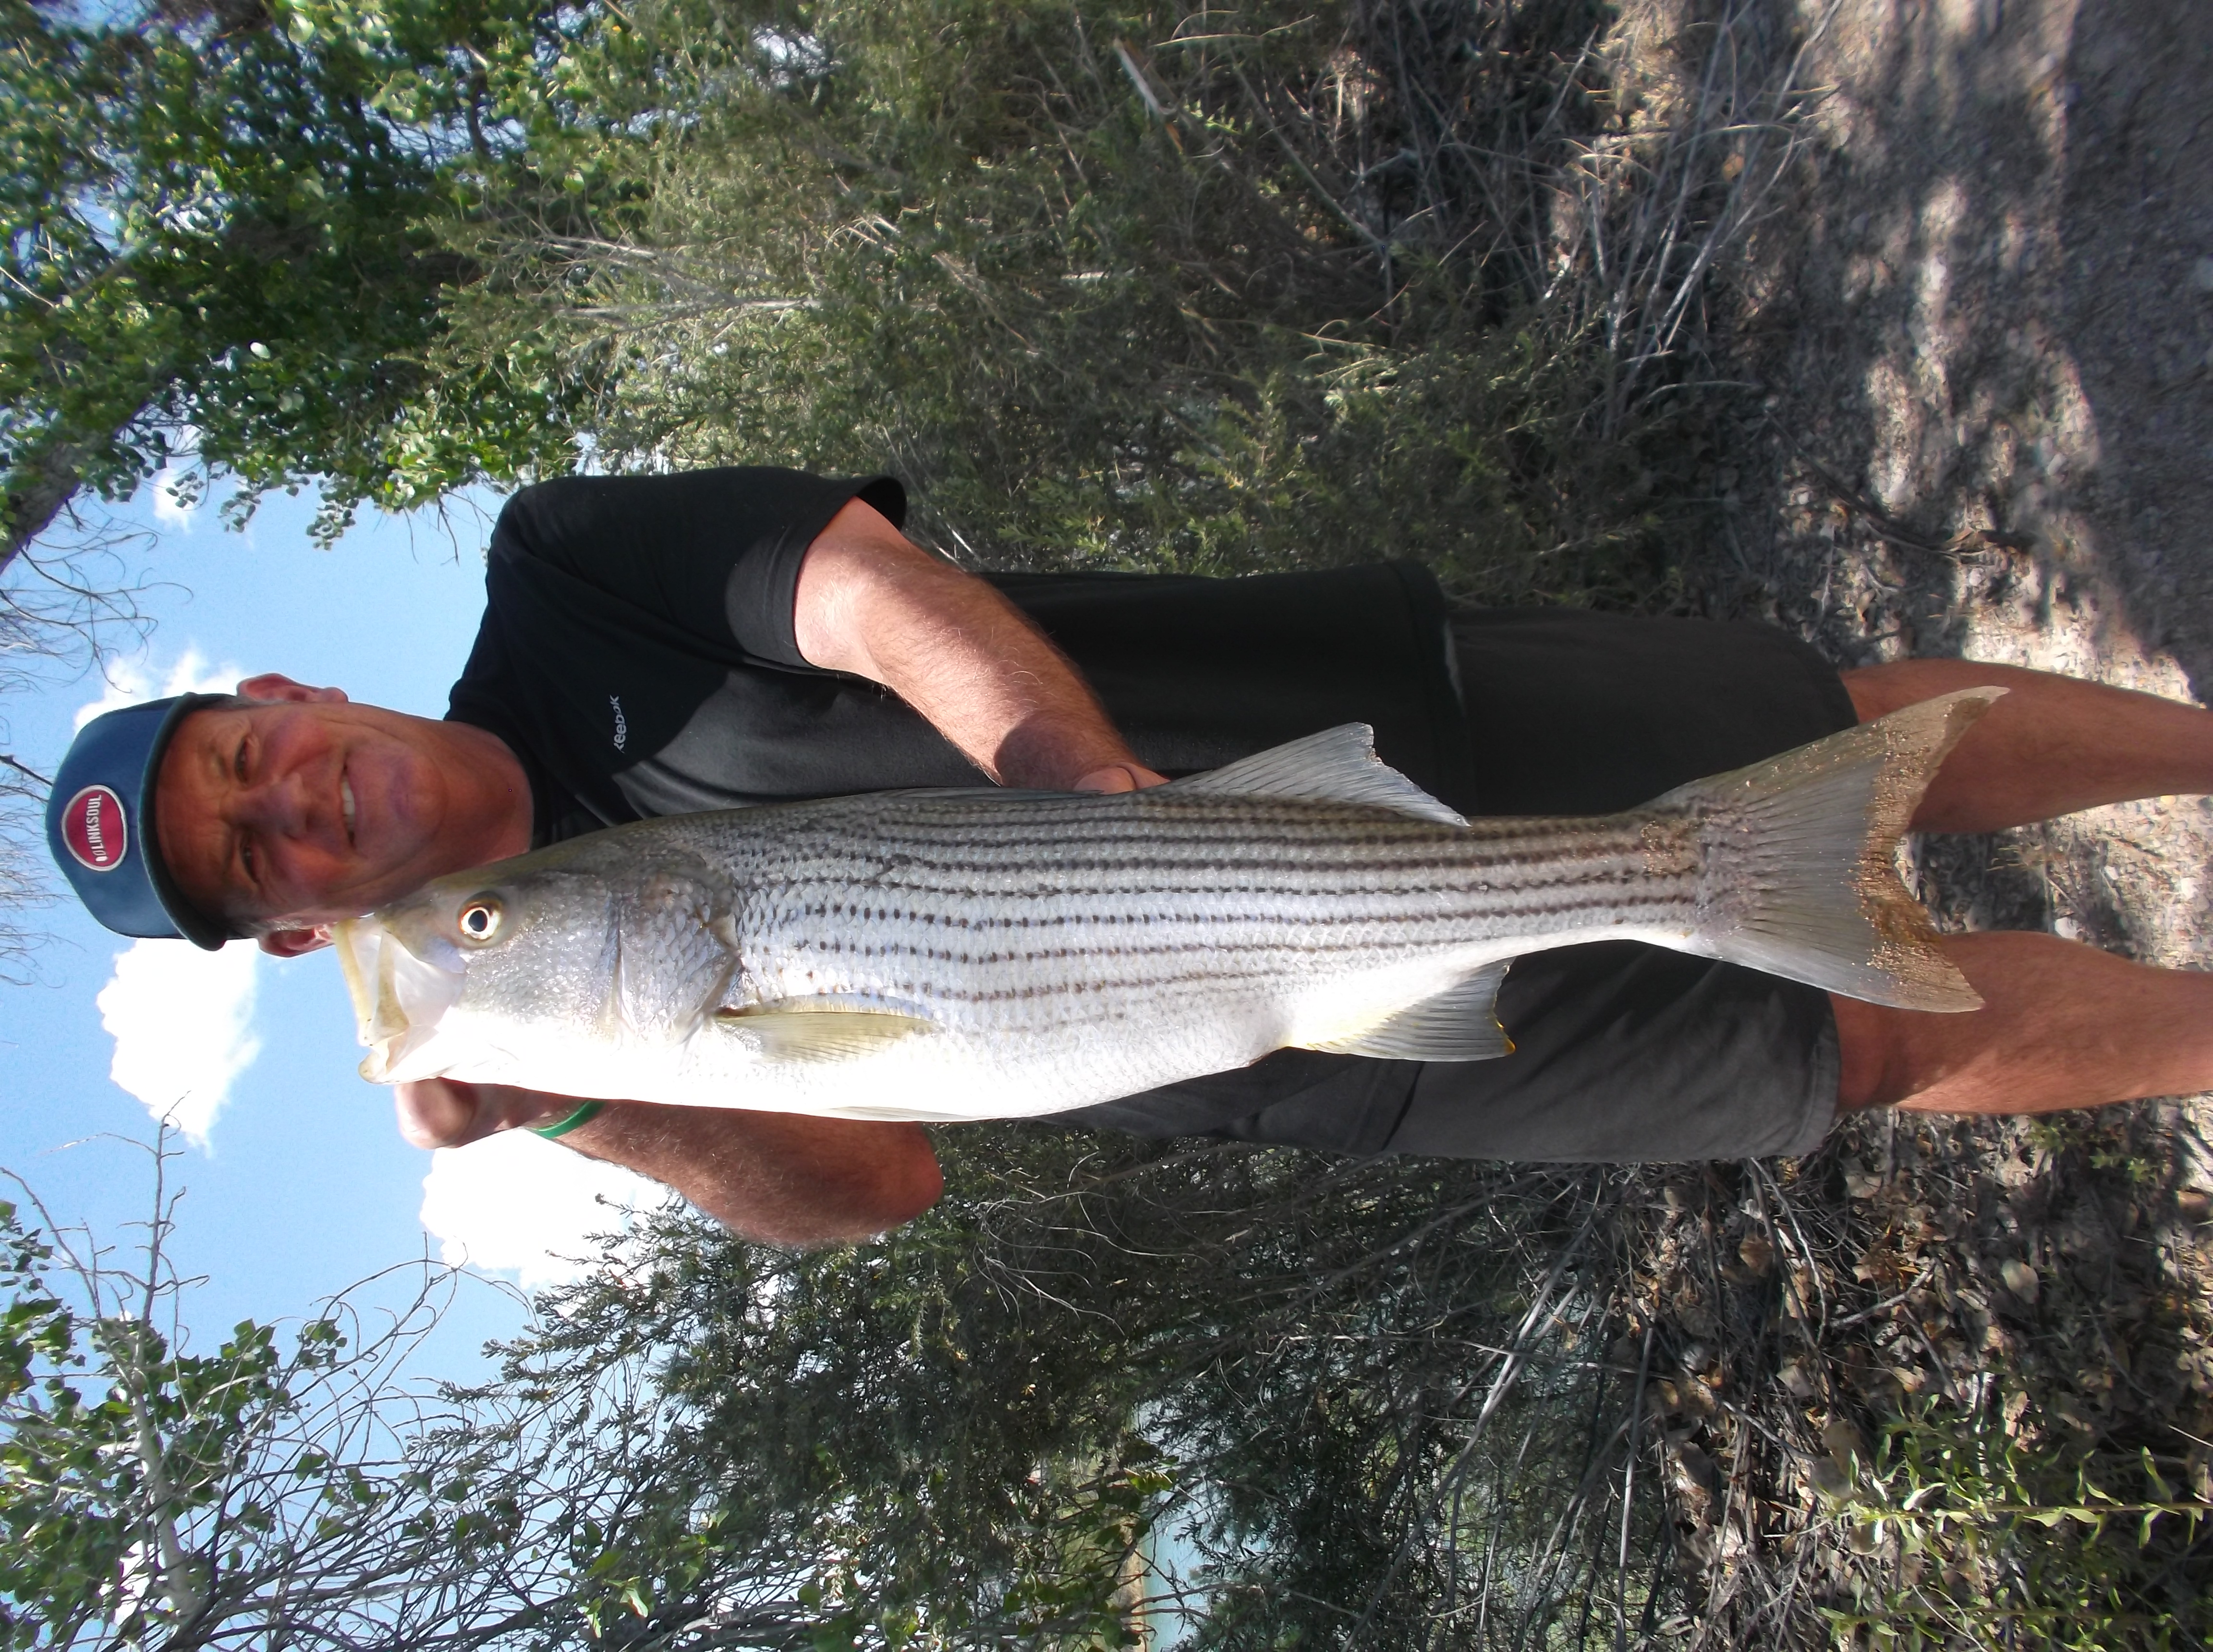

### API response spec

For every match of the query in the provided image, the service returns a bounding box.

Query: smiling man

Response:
[152,684,533,939]
[46,467,2213,1245]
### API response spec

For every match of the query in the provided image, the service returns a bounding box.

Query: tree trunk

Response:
[1,440,90,571]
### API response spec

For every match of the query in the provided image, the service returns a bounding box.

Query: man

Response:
[47,469,2213,1244]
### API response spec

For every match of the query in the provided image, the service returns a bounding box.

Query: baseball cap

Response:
[46,694,233,950]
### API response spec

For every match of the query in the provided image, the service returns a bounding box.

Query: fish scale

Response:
[337,698,2000,1122]
[689,797,1683,1025]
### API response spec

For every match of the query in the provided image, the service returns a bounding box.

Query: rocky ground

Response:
[1636,0,2213,1635]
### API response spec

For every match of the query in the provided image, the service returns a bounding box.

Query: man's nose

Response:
[238,769,317,836]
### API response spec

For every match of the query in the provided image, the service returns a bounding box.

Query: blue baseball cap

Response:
[47,694,233,950]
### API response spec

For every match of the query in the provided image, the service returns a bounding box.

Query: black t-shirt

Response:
[446,467,1472,846]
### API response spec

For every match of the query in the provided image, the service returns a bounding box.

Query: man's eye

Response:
[240,838,257,881]
[234,738,249,784]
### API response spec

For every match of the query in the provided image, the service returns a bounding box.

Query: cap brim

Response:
[138,693,239,951]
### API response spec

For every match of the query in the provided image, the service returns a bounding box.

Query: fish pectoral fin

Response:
[712,999,938,1063]
[1168,723,1469,827]
[1297,962,1517,1061]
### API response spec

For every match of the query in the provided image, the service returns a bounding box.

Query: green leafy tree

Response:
[0,0,590,562]
[486,1125,1677,1652]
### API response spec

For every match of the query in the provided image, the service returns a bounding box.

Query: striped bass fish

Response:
[333,689,2000,1122]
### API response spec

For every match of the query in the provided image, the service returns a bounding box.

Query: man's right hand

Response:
[393,1078,944,1247]
[794,497,1163,792]
[1071,761,1170,793]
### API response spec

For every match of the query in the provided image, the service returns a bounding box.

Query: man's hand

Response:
[1070,761,1170,793]
[795,498,1168,792]
[396,1078,943,1247]
[395,1077,564,1148]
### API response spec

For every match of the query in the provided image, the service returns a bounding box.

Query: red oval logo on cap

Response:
[63,785,130,873]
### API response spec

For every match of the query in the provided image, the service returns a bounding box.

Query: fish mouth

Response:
[333,916,466,1084]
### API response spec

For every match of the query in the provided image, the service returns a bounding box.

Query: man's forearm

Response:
[794,498,1156,790]
[396,1079,942,1247]
[559,1103,942,1247]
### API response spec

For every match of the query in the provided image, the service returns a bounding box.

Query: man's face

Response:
[156,676,475,937]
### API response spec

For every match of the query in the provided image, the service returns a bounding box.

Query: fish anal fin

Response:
[1171,724,1469,828]
[1299,962,1516,1061]
[713,998,938,1063]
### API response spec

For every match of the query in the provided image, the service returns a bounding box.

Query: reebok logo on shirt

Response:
[610,695,628,752]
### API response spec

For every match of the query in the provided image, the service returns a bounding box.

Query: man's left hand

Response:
[395,1077,571,1149]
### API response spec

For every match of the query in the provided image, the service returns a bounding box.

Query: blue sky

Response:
[0,474,654,1374]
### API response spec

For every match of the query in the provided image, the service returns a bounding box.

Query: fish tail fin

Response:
[1663,687,2003,1011]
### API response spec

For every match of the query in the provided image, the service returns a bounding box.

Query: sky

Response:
[0,467,658,1374]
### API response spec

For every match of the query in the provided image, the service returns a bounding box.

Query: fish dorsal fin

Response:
[1299,962,1516,1061]
[713,998,938,1063]
[1170,724,1469,827]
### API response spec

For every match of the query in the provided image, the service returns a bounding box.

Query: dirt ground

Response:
[1641,0,2213,1620]
[1729,8,2213,966]
[1718,0,2213,1210]
[1730,0,2213,947]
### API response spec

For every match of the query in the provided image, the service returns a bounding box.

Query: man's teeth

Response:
[341,777,356,838]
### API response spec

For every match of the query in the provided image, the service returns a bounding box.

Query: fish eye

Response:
[456,896,503,944]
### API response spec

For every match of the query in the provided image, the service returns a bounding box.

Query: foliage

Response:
[492,1125,1689,1651]
[4,0,1778,584]
[0,1143,600,1652]
[0,0,592,561]
[6,1123,2208,1652]
[493,1120,2213,1652]
[436,0,1777,602]
[1819,1403,2212,1650]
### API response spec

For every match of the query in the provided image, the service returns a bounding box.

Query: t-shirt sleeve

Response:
[485,467,908,668]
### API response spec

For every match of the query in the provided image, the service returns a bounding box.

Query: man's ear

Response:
[235,672,349,706]
[258,924,333,958]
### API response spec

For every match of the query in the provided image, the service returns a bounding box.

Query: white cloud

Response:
[75,647,243,731]
[419,1131,661,1291]
[96,939,261,1145]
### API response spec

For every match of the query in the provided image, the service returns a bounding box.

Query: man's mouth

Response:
[340,774,357,844]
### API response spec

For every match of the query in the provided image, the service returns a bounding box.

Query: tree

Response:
[0,0,613,935]
[0,1138,600,1652]
[0,1126,1666,1652]
[0,0,589,563]
[487,1124,1680,1652]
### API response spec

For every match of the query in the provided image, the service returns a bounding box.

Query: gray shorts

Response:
[1059,607,1855,1162]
